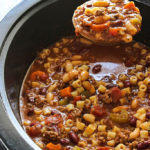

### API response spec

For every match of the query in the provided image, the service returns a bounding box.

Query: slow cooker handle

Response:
[0,139,9,150]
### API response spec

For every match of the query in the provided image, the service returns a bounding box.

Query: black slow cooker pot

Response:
[0,0,150,149]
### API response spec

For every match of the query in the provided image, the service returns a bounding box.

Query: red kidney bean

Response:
[92,64,102,74]
[68,131,79,144]
[145,60,150,67]
[83,25,91,31]
[66,146,72,150]
[60,138,70,145]
[95,10,105,16]
[33,87,40,93]
[27,109,34,116]
[146,112,150,119]
[39,87,47,95]
[111,20,123,27]
[55,66,61,72]
[28,97,35,103]
[51,109,60,115]
[27,92,36,103]
[124,80,131,87]
[86,4,92,7]
[129,116,137,127]
[102,76,111,83]
[98,94,102,101]
[30,122,35,127]
[137,141,150,149]
[106,83,117,89]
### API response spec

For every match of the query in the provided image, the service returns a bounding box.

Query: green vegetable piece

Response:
[73,146,81,150]
[110,110,128,124]
[81,90,91,98]
[58,99,69,106]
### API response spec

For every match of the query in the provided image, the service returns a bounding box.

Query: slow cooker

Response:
[0,0,150,149]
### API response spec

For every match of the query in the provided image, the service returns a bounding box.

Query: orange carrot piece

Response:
[97,147,110,150]
[46,143,62,150]
[60,86,72,97]
[58,123,63,128]
[73,96,82,104]
[109,28,120,36]
[124,1,139,12]
[91,22,110,31]
[30,71,48,81]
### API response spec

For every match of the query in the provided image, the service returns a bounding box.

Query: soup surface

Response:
[20,37,150,150]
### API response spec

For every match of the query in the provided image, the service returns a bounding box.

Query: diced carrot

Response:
[124,1,139,12]
[58,123,63,128]
[30,71,48,81]
[72,96,82,104]
[109,28,120,36]
[91,22,110,31]
[46,143,62,150]
[97,147,110,150]
[60,87,72,97]
[27,123,42,137]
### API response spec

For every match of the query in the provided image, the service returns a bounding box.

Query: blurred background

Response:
[0,0,22,21]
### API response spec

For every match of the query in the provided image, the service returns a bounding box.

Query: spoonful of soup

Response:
[72,0,142,45]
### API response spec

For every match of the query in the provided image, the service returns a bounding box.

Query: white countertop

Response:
[0,0,23,21]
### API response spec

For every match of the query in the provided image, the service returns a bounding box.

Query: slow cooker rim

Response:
[0,1,41,149]
[0,0,59,149]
